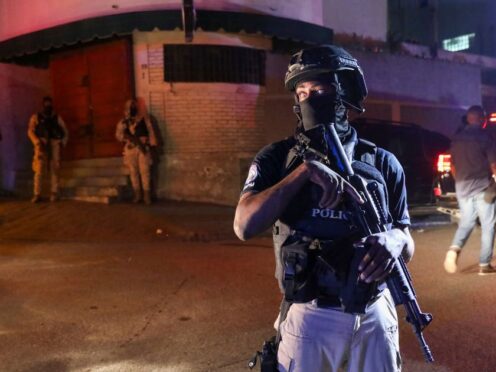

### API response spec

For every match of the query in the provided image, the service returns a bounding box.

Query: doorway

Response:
[50,38,133,160]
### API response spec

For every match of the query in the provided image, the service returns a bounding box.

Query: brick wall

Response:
[163,90,264,153]
[141,41,267,205]
[155,87,265,205]
[147,44,164,85]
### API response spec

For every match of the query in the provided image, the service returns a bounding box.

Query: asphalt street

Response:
[0,200,494,372]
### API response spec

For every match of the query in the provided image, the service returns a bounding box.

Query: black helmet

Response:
[284,45,368,113]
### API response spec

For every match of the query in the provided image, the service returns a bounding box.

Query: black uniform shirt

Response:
[241,132,411,230]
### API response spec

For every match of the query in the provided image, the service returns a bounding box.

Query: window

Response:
[164,44,265,85]
[442,33,476,52]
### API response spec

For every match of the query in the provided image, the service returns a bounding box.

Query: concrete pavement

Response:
[0,199,495,371]
[0,199,238,243]
[0,237,279,371]
[0,199,451,245]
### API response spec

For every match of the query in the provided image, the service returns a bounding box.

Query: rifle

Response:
[124,133,148,154]
[294,124,434,363]
[123,120,149,154]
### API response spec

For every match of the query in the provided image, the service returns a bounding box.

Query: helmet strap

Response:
[292,93,303,122]
[340,97,365,114]
[333,72,365,113]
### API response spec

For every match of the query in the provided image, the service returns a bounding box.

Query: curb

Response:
[410,214,452,230]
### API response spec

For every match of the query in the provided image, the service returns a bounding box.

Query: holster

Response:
[247,336,278,372]
[293,238,377,314]
[281,237,318,303]
[248,301,290,372]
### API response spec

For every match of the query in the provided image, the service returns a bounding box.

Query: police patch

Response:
[243,163,259,191]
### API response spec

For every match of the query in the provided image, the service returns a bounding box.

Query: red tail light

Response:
[433,187,442,196]
[490,113,496,123]
[437,154,451,173]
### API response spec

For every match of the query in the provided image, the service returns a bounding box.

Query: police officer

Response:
[234,46,414,371]
[115,98,157,205]
[27,96,68,203]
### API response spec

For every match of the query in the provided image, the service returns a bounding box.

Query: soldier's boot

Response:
[144,191,152,205]
[50,193,59,202]
[31,195,41,204]
[132,189,142,204]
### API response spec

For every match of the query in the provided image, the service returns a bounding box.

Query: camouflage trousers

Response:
[32,141,61,196]
[123,146,152,192]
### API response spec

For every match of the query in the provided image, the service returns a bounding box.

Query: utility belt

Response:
[126,143,137,150]
[125,142,150,151]
[280,231,381,314]
[249,232,383,371]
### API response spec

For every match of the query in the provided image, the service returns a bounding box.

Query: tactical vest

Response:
[35,113,65,140]
[125,118,149,137]
[272,137,391,306]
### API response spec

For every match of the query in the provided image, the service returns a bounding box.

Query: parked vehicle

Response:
[432,153,456,202]
[352,118,451,205]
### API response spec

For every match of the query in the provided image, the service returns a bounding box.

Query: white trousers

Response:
[277,290,401,372]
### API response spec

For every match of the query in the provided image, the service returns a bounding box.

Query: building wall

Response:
[133,30,270,205]
[323,0,388,41]
[0,63,50,192]
[389,0,495,58]
[355,51,481,107]
[263,52,297,143]
[0,0,324,42]
[261,48,482,140]
[354,50,481,137]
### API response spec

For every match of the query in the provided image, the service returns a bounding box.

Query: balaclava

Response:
[296,75,350,140]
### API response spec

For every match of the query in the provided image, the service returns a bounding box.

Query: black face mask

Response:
[129,106,138,117]
[298,93,350,138]
[43,105,53,116]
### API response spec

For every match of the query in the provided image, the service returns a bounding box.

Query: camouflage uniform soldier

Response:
[115,99,157,205]
[27,96,69,203]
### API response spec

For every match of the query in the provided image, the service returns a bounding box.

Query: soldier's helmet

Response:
[284,45,368,113]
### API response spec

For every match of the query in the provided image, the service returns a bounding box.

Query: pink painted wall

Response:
[0,0,324,41]
[0,63,50,192]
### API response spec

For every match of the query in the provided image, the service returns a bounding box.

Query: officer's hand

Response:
[357,231,404,283]
[305,160,364,209]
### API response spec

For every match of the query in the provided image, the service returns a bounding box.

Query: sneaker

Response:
[444,249,460,274]
[478,265,496,276]
[31,195,41,204]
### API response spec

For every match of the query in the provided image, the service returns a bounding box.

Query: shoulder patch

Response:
[243,163,259,191]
